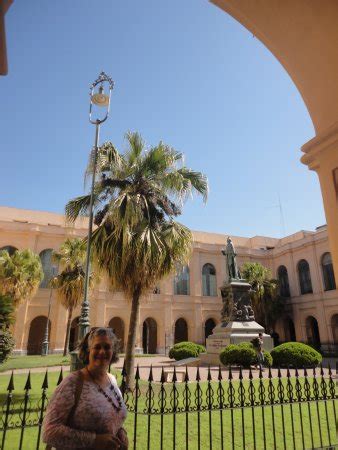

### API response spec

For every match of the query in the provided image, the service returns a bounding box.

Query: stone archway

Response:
[142,318,157,354]
[331,314,338,350]
[204,318,216,343]
[109,317,125,352]
[27,316,50,355]
[69,316,80,352]
[284,317,296,342]
[212,1,338,284]
[305,316,321,349]
[0,245,17,255]
[174,318,188,344]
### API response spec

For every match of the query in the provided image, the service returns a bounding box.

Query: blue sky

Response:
[1,0,325,238]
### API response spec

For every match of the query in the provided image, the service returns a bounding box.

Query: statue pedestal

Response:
[199,280,273,365]
[200,321,273,365]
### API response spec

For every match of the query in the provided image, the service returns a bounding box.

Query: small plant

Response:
[169,341,206,361]
[219,342,272,368]
[270,342,322,367]
[0,328,15,364]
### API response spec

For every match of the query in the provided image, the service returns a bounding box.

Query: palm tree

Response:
[52,238,90,356]
[241,261,283,330]
[0,249,43,306]
[66,131,208,385]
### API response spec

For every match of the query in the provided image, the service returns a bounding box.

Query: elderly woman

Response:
[43,328,128,450]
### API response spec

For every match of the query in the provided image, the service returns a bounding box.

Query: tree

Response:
[0,294,15,328]
[52,238,91,356]
[0,294,16,363]
[241,261,284,330]
[66,131,208,385]
[0,248,43,307]
[0,249,43,362]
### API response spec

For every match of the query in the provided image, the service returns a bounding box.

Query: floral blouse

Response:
[43,371,127,449]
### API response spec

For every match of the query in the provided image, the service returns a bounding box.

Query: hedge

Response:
[169,341,206,361]
[219,342,272,368]
[0,329,15,364]
[270,342,322,367]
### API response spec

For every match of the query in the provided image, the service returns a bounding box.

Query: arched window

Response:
[284,317,296,342]
[174,266,190,295]
[297,259,313,294]
[27,316,50,355]
[69,316,80,352]
[321,252,336,291]
[174,318,188,343]
[331,314,338,348]
[305,316,321,349]
[142,318,157,354]
[202,264,217,296]
[39,249,55,288]
[109,317,125,352]
[0,245,17,256]
[204,318,216,342]
[277,265,290,297]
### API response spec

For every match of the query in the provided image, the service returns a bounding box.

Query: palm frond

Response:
[177,168,209,202]
[85,141,124,185]
[65,194,92,223]
[125,131,145,164]
[0,249,43,306]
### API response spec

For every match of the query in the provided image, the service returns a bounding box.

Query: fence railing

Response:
[0,365,337,449]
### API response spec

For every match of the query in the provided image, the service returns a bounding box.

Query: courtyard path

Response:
[0,355,336,381]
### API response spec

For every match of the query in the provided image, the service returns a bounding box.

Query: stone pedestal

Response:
[200,280,273,365]
[200,320,273,365]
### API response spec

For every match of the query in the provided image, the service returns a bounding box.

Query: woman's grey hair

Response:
[78,327,120,365]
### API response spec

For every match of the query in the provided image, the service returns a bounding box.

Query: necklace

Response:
[85,367,123,411]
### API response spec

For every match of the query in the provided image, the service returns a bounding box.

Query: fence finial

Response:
[24,371,31,390]
[148,365,153,382]
[160,366,165,384]
[7,371,14,391]
[207,365,212,381]
[57,367,63,386]
[42,370,49,389]
[218,365,223,381]
[184,366,189,383]
[196,366,201,382]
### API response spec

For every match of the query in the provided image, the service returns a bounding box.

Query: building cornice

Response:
[301,121,338,170]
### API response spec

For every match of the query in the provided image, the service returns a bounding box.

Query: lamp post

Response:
[77,72,114,343]
[41,266,57,356]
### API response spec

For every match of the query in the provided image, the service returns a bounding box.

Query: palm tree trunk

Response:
[63,307,73,356]
[125,286,141,388]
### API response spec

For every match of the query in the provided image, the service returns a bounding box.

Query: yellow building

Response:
[1,205,337,356]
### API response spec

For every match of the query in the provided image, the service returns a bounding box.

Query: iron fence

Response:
[0,365,336,449]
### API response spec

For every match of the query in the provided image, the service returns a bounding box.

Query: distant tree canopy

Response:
[0,249,43,307]
[241,261,284,330]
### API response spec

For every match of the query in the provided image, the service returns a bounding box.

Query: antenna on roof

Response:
[278,194,286,237]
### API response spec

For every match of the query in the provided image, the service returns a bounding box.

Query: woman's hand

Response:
[94,433,122,449]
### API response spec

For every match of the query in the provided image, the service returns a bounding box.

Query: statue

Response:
[222,237,241,282]
[220,237,256,322]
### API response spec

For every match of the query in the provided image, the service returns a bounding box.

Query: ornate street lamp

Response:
[41,266,57,356]
[77,72,114,343]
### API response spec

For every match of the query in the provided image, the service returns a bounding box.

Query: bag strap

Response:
[66,370,84,424]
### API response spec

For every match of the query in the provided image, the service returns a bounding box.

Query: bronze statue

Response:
[220,237,255,322]
[222,237,241,282]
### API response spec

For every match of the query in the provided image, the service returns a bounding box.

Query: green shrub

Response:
[263,349,273,367]
[169,341,206,361]
[219,342,272,368]
[271,342,322,367]
[0,329,15,363]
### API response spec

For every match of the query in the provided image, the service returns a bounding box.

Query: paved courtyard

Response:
[1,355,336,381]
